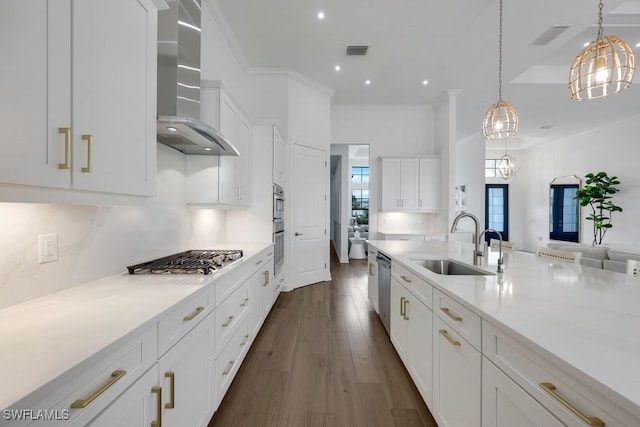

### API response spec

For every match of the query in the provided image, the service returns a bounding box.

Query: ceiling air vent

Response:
[346,45,369,55]
[532,25,570,46]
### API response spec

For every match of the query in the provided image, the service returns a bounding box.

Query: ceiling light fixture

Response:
[569,0,635,100]
[335,65,341,71]
[365,80,371,85]
[317,11,325,20]
[497,139,517,180]
[482,0,519,140]
[422,80,429,85]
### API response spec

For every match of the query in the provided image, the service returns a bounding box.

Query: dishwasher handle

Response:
[377,253,391,268]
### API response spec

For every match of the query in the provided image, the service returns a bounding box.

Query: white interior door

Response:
[291,143,327,288]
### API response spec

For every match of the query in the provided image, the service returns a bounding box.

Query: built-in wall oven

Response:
[273,184,285,277]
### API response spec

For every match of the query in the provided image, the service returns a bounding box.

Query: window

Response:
[351,166,369,183]
[485,184,509,242]
[351,189,369,224]
[485,159,500,178]
[549,184,579,242]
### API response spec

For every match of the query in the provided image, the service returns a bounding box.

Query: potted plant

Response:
[575,172,622,245]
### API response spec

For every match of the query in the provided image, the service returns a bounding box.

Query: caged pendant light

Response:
[569,0,635,100]
[482,0,519,140]
[497,139,517,180]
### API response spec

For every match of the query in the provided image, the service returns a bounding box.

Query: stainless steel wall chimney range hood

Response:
[157,0,238,156]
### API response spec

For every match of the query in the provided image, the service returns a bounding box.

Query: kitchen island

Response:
[370,239,640,426]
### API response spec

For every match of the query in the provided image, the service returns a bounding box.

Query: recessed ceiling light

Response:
[335,65,341,71]
[167,127,178,132]
[583,42,590,47]
[636,42,640,48]
[204,147,212,151]
[422,80,429,85]
[365,80,371,85]
[317,11,325,20]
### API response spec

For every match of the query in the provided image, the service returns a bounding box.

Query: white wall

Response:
[0,146,227,309]
[513,113,640,251]
[455,134,486,235]
[331,105,434,239]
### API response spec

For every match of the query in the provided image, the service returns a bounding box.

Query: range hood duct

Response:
[157,0,238,156]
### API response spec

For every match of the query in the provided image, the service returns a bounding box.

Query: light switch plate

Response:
[38,234,58,263]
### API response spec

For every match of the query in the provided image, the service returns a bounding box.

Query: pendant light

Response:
[569,0,635,100]
[482,0,519,140]
[497,139,517,180]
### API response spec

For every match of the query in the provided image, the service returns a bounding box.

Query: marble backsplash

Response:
[0,146,227,309]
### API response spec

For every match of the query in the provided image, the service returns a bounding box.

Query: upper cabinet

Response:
[0,0,158,197]
[186,82,251,207]
[380,156,440,212]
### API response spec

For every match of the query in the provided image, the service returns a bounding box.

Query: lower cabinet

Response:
[482,358,563,427]
[432,314,481,427]
[86,365,159,427]
[389,276,433,409]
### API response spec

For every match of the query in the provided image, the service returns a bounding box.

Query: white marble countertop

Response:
[369,239,640,419]
[0,242,271,411]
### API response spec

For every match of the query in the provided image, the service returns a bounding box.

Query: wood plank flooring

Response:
[208,250,437,427]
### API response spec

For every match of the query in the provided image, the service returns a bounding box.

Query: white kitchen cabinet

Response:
[85,365,159,427]
[418,157,440,211]
[273,126,286,185]
[367,247,379,313]
[0,0,158,197]
[380,157,440,212]
[381,158,419,210]
[389,266,433,409]
[432,314,481,427]
[482,358,563,427]
[158,311,213,427]
[190,82,251,207]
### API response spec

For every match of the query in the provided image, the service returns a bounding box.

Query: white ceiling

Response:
[215,0,640,147]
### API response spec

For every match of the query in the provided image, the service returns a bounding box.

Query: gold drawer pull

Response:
[222,360,235,375]
[222,315,234,327]
[240,334,249,346]
[369,262,374,276]
[439,329,461,347]
[255,260,263,265]
[276,284,281,290]
[183,306,204,322]
[164,371,175,409]
[71,370,126,408]
[441,307,463,322]
[540,383,605,426]
[267,252,273,256]
[263,270,270,286]
[58,127,71,169]
[151,386,162,427]
[240,297,249,307]
[403,298,409,320]
[400,296,406,316]
[400,275,412,283]
[81,134,92,173]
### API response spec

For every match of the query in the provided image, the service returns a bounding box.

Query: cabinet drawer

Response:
[392,262,432,309]
[483,320,637,427]
[214,318,250,405]
[158,290,211,356]
[5,326,157,427]
[433,289,481,350]
[368,247,378,259]
[214,280,249,358]
[215,255,262,304]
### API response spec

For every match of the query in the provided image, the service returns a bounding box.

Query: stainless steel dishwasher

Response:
[377,252,391,334]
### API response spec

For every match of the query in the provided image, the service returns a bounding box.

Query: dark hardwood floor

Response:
[208,249,437,427]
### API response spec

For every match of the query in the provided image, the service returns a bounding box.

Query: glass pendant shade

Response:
[482,100,519,140]
[497,153,517,180]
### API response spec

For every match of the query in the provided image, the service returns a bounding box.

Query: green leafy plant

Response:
[575,172,622,245]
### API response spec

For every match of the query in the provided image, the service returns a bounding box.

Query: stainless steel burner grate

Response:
[127,249,243,275]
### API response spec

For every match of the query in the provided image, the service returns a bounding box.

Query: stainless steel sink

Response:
[410,259,495,276]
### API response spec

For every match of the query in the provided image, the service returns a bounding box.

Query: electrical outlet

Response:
[38,234,58,263]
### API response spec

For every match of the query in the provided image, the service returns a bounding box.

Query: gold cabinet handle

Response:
[403,299,410,320]
[400,296,406,316]
[151,386,162,427]
[183,306,204,322]
[439,329,461,347]
[222,315,234,327]
[400,275,412,283]
[267,252,273,257]
[222,360,235,375]
[70,370,126,408]
[539,383,605,426]
[164,371,175,409]
[263,270,270,286]
[58,127,71,169]
[240,334,249,346]
[255,260,263,265]
[441,307,463,322]
[369,262,374,276]
[81,134,92,173]
[240,297,249,307]
[276,284,281,290]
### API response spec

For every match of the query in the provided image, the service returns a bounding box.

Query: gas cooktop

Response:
[126,249,243,275]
